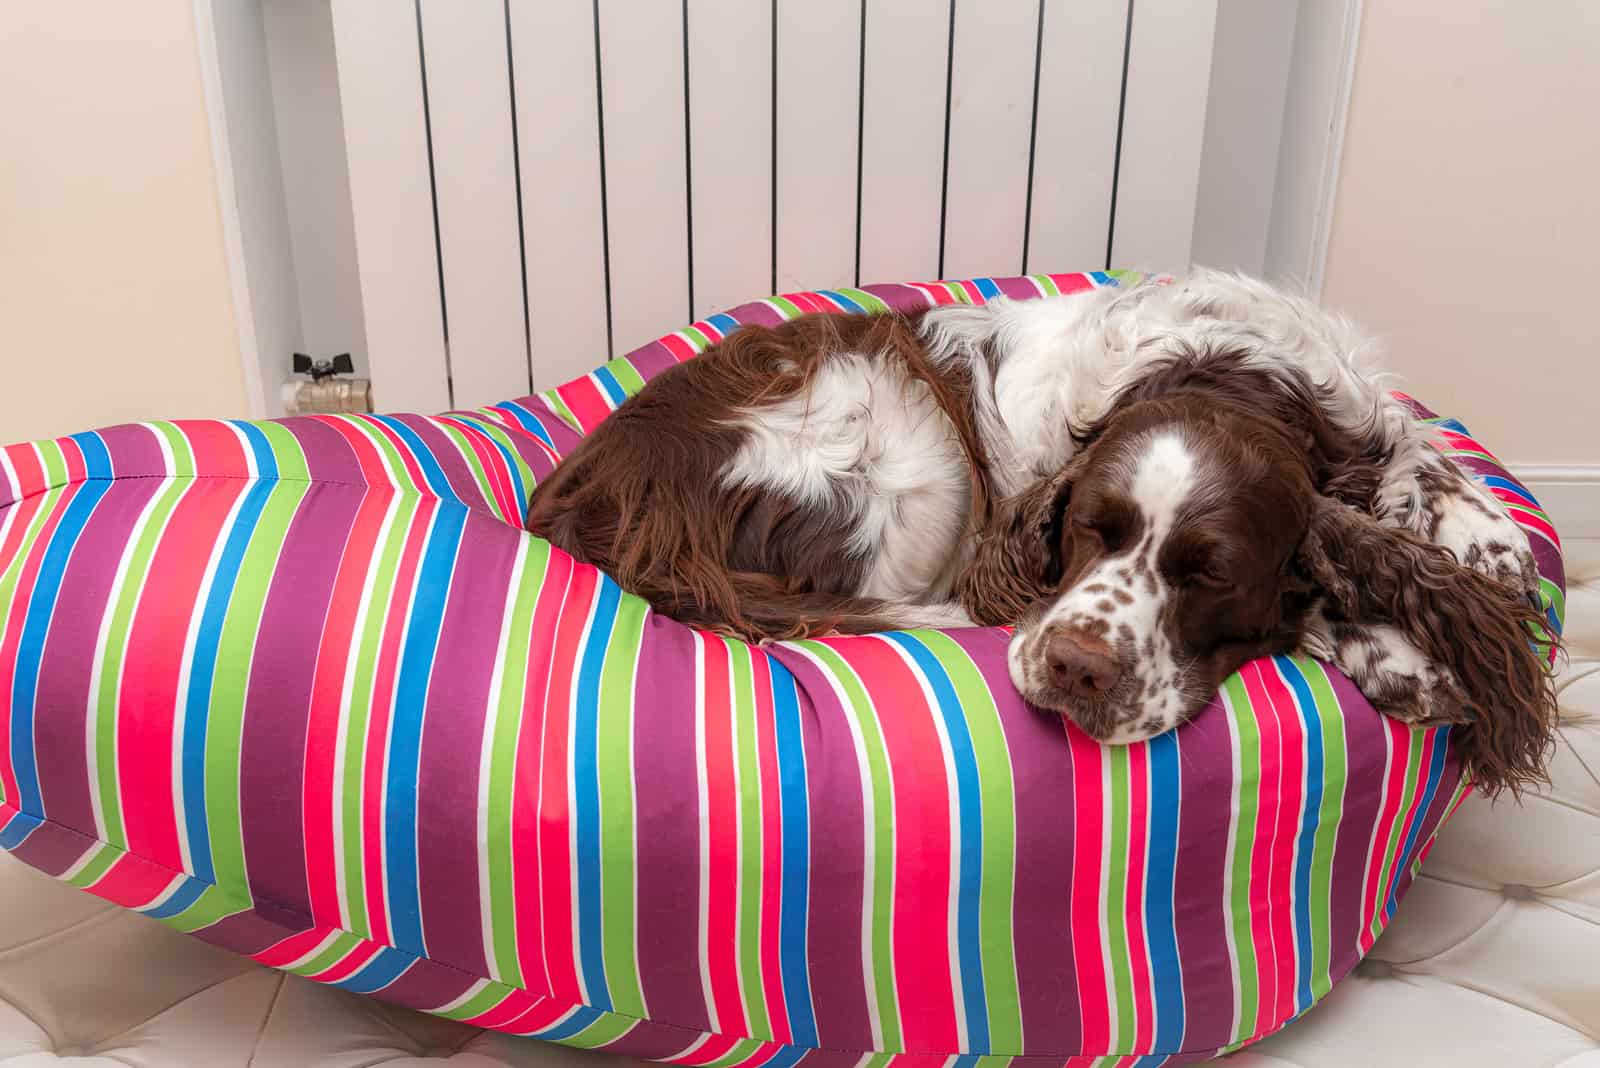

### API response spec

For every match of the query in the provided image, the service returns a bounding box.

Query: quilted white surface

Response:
[2,547,1596,1067]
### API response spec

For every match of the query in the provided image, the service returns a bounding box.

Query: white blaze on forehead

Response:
[1129,432,1197,542]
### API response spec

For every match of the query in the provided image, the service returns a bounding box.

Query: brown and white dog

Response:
[528,270,1556,793]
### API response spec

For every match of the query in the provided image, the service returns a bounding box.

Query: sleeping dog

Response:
[527,270,1556,794]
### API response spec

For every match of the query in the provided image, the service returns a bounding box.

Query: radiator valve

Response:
[281,352,372,415]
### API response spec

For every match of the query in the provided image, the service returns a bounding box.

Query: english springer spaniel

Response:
[528,270,1556,793]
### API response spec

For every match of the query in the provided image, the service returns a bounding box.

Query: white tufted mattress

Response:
[3,545,1595,1068]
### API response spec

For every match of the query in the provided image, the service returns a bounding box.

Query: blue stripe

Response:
[332,946,415,993]
[369,415,456,499]
[770,664,817,1047]
[1091,270,1116,285]
[0,810,42,850]
[1276,656,1326,1012]
[1480,474,1540,508]
[706,313,740,335]
[142,875,209,920]
[181,477,275,882]
[229,421,279,479]
[573,575,622,1011]
[591,366,627,406]
[1431,417,1470,435]
[11,475,112,816]
[971,277,1002,300]
[818,289,866,313]
[492,402,558,451]
[885,633,988,1051]
[950,1055,982,1068]
[1146,729,1185,1051]
[1384,727,1450,923]
[533,1004,607,1042]
[71,432,114,480]
[383,503,468,957]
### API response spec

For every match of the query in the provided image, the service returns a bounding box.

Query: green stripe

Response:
[605,357,649,398]
[598,590,649,1018]
[1297,657,1347,1001]
[36,439,67,489]
[436,981,517,1022]
[1367,730,1426,943]
[341,492,423,937]
[1030,274,1061,296]
[283,931,366,977]
[942,281,974,304]
[176,478,311,931]
[920,632,1021,1050]
[836,286,891,314]
[768,295,805,320]
[693,1035,769,1068]
[1104,744,1135,1050]
[540,390,583,433]
[460,415,538,507]
[1221,674,1262,1044]
[727,640,771,1039]
[64,843,119,888]
[485,539,550,987]
[162,883,253,935]
[678,327,713,355]
[798,641,902,1051]
[251,420,310,482]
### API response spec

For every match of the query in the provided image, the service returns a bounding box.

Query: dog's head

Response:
[965,348,1555,794]
[986,384,1322,742]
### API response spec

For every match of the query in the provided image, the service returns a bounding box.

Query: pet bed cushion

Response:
[0,271,1566,1066]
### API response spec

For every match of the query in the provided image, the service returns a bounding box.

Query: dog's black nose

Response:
[1045,632,1120,698]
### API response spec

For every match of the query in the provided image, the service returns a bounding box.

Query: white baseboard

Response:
[1509,465,1600,540]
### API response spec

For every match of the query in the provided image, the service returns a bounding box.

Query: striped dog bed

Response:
[0,271,1565,1065]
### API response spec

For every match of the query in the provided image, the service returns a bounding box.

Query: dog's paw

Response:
[1331,622,1470,725]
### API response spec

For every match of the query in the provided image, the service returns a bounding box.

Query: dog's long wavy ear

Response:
[959,458,1080,626]
[1296,497,1557,797]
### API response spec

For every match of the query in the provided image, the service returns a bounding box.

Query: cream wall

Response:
[1321,2,1599,467]
[0,3,247,445]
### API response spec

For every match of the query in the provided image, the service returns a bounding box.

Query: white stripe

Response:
[624,593,648,1017]
[693,632,717,1031]
[477,537,530,981]
[875,634,969,1049]
[330,489,404,929]
[84,453,190,843]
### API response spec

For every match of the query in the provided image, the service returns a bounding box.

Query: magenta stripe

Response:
[3,814,96,876]
[1170,696,1237,1050]
[33,480,159,834]
[195,906,314,956]
[281,417,367,485]
[99,424,167,479]
[237,482,362,918]
[1323,673,1391,976]
[367,956,479,1013]
[631,617,714,1034]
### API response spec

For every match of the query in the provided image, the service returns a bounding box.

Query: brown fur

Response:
[1297,499,1558,797]
[526,311,996,643]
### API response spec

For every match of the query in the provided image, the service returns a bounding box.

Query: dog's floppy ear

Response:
[959,456,1080,626]
[1296,496,1557,797]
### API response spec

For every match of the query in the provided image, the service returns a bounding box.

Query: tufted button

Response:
[1502,882,1536,900]
[1359,958,1395,979]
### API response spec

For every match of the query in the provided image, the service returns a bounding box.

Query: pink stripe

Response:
[1239,662,1284,1035]
[465,989,550,1031]
[661,333,700,362]
[88,854,181,909]
[848,639,958,1053]
[1066,722,1110,1052]
[555,378,612,434]
[252,926,341,969]
[305,939,382,984]
[701,637,747,1033]
[1374,730,1439,925]
[1505,505,1560,548]
[439,416,518,522]
[1046,272,1096,294]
